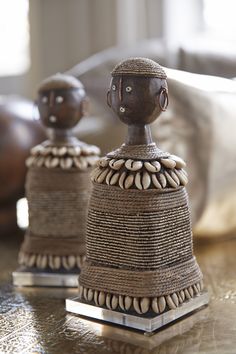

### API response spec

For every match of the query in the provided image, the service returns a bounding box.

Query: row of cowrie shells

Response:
[18,252,86,270]
[26,155,99,170]
[99,155,186,172]
[79,281,203,314]
[31,144,100,157]
[91,166,188,189]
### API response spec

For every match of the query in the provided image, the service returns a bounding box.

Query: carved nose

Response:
[49,92,55,107]
[118,78,123,102]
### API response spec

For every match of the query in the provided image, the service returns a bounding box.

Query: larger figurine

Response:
[13,74,100,287]
[66,58,208,331]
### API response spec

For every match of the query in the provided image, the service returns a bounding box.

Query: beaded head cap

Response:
[38,73,84,93]
[111,57,167,78]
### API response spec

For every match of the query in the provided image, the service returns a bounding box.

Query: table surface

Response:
[0,232,236,354]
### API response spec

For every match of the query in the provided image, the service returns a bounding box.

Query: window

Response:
[204,0,236,39]
[0,0,30,76]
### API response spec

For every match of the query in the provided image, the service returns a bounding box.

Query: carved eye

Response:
[41,96,48,104]
[112,84,116,91]
[125,86,132,92]
[55,96,64,103]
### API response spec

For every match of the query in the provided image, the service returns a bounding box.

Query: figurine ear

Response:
[107,90,111,108]
[80,97,89,117]
[157,87,169,112]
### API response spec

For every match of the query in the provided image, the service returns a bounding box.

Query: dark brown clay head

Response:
[107,58,168,126]
[37,74,88,130]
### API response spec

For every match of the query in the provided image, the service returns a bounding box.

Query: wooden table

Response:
[0,232,236,353]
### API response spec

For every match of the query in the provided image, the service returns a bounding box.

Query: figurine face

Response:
[38,88,86,129]
[108,76,168,125]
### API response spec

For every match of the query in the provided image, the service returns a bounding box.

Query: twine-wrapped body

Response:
[18,142,100,270]
[79,144,203,314]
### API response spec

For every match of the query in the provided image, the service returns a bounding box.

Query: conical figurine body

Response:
[67,58,208,330]
[14,74,100,286]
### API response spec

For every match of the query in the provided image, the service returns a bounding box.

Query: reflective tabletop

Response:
[1,232,236,354]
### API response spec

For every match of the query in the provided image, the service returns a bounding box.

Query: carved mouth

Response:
[49,115,57,123]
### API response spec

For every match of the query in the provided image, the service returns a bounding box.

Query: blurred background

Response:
[1,0,236,97]
[1,0,236,237]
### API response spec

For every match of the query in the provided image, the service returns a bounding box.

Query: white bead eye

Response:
[41,96,48,104]
[125,86,132,92]
[112,84,116,91]
[55,96,64,103]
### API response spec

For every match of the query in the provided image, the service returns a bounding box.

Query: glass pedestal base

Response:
[12,267,79,287]
[65,291,209,334]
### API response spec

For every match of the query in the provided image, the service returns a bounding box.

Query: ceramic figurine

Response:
[72,58,207,327]
[14,74,100,286]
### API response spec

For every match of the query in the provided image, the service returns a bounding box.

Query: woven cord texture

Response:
[107,143,169,160]
[80,258,202,297]
[21,166,91,256]
[80,183,202,296]
[86,185,193,268]
[111,58,167,79]
[89,183,187,213]
[21,232,86,256]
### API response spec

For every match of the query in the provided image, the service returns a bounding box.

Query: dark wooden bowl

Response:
[0,96,45,235]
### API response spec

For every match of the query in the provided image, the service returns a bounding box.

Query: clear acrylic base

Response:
[65,291,209,333]
[12,267,79,287]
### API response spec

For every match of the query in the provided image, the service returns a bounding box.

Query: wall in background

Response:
[0,0,203,99]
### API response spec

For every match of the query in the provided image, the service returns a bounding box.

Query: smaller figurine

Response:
[66,58,208,332]
[13,74,100,286]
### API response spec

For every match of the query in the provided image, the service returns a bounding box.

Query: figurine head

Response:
[107,57,168,125]
[37,74,88,130]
